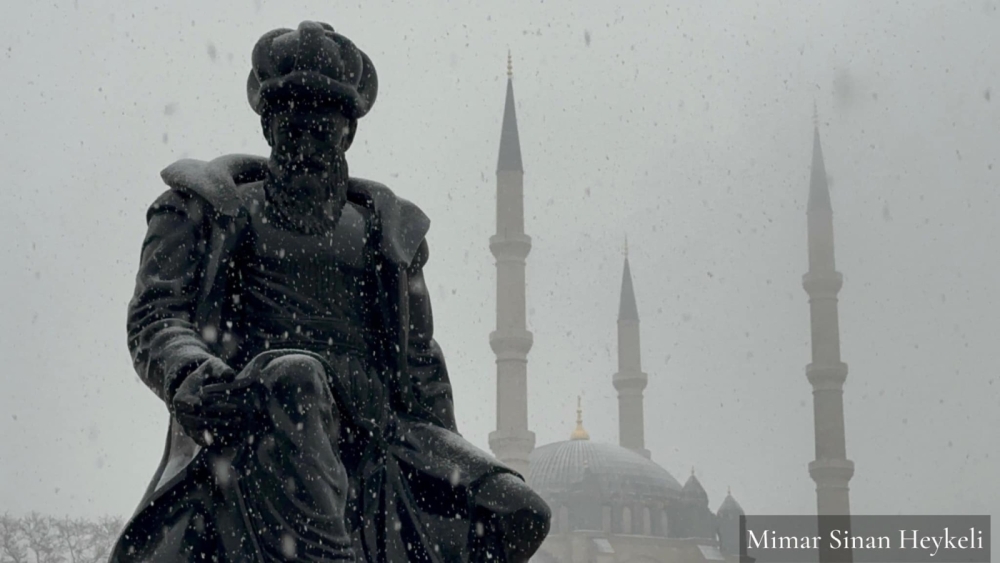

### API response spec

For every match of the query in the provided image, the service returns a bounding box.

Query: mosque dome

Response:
[527,439,683,500]
[526,398,682,501]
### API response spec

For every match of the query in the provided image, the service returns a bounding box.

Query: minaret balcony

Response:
[809,458,855,485]
[612,371,648,392]
[802,271,843,296]
[488,429,536,456]
[490,234,532,261]
[806,362,848,390]
[490,329,534,357]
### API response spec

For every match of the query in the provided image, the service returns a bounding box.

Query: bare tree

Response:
[0,513,29,563]
[53,518,88,563]
[86,516,124,563]
[20,513,61,563]
[0,514,125,563]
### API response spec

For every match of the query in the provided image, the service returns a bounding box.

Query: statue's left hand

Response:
[172,358,261,447]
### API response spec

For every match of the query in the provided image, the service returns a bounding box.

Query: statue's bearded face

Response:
[264,111,356,232]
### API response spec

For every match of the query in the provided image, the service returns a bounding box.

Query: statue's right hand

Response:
[171,357,257,447]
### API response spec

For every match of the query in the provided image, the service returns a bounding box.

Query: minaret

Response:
[803,116,854,548]
[612,238,650,458]
[488,52,535,475]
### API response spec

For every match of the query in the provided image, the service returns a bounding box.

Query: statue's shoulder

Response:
[347,177,426,219]
[159,154,268,217]
[348,177,430,268]
[156,158,429,267]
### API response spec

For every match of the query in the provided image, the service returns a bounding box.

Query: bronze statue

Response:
[111,21,550,563]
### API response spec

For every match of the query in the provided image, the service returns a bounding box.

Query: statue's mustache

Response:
[275,160,332,176]
[270,151,347,184]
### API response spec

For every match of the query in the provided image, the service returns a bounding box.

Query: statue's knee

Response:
[264,354,328,403]
[473,473,551,525]
[514,482,551,537]
[524,486,551,525]
[471,473,550,560]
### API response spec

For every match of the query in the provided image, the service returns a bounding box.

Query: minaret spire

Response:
[809,119,832,216]
[803,119,854,561]
[618,246,639,322]
[489,52,534,475]
[613,244,649,457]
[497,52,523,173]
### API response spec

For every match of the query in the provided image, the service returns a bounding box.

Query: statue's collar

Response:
[160,154,430,268]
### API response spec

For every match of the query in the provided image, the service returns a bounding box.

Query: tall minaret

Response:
[613,238,650,458]
[803,117,854,526]
[488,52,535,475]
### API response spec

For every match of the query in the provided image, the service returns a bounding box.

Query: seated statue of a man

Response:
[110,20,550,563]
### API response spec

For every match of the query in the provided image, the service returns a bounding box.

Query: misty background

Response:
[1,0,997,530]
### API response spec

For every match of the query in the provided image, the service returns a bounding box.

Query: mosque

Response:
[484,56,854,563]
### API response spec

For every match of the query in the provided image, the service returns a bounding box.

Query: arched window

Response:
[642,506,652,536]
[558,505,569,534]
[660,509,669,537]
[622,506,632,534]
[602,505,612,533]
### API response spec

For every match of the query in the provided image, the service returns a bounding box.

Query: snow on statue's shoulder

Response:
[160,154,269,216]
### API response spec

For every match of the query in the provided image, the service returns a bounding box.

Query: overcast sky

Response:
[1,0,998,528]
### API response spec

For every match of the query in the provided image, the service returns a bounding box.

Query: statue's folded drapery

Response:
[209,348,510,562]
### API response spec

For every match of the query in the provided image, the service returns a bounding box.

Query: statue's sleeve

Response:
[405,238,459,433]
[127,188,217,405]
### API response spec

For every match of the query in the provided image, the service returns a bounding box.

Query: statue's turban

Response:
[247,21,378,119]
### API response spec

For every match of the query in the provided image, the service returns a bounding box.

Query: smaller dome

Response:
[682,470,708,503]
[717,488,744,516]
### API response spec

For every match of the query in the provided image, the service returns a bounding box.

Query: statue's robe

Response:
[111,155,516,562]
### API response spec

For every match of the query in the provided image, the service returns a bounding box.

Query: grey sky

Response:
[1,0,997,527]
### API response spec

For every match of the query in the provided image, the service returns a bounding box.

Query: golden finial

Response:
[813,100,819,128]
[507,49,513,78]
[691,466,696,477]
[727,485,731,496]
[570,395,590,440]
[624,234,629,258]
